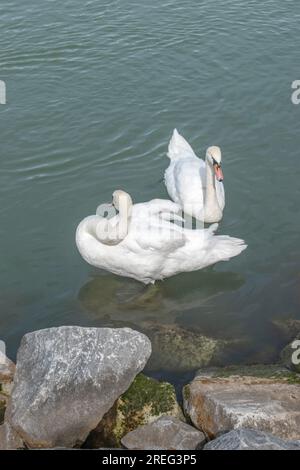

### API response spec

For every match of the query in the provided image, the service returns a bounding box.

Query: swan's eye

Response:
[212,157,219,166]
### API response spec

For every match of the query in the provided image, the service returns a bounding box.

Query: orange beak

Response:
[214,164,224,182]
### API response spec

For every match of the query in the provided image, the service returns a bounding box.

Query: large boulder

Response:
[85,374,184,448]
[6,326,151,448]
[204,428,300,450]
[121,416,206,450]
[184,365,300,440]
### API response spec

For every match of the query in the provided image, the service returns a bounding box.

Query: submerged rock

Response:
[121,416,206,450]
[7,326,151,448]
[272,318,300,342]
[184,365,300,440]
[84,374,184,448]
[204,428,300,450]
[144,324,242,371]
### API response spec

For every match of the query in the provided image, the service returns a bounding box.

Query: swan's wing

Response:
[159,212,185,223]
[133,199,182,218]
[146,199,183,215]
[173,158,205,211]
[215,180,225,211]
[199,160,206,186]
[131,223,186,253]
[129,202,186,253]
[168,129,198,160]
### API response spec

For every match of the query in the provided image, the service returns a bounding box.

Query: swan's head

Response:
[112,190,133,213]
[206,146,223,182]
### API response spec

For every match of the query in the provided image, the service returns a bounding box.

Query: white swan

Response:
[76,190,246,284]
[164,129,225,223]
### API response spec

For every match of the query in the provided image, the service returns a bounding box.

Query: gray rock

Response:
[121,416,206,450]
[7,326,151,448]
[0,422,24,450]
[184,365,300,440]
[204,428,300,450]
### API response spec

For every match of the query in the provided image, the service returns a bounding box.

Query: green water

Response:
[1,1,300,381]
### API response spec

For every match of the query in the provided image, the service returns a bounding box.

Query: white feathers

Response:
[76,129,246,283]
[167,128,198,160]
[165,129,225,223]
[76,193,247,284]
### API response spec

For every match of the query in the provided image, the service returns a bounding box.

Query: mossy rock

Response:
[0,381,13,397]
[0,382,11,426]
[0,396,6,425]
[195,364,300,384]
[144,324,244,371]
[84,374,184,448]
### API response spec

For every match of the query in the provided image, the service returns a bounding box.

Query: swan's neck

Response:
[77,216,101,244]
[116,199,132,237]
[204,159,221,222]
[118,201,131,224]
[97,201,132,245]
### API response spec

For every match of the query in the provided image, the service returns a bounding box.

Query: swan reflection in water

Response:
[77,270,248,371]
[77,269,245,331]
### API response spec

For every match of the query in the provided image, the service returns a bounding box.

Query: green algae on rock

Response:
[194,364,300,384]
[84,374,184,448]
[0,353,15,426]
[0,397,6,425]
[144,323,244,371]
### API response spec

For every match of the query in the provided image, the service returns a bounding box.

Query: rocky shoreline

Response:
[0,322,300,450]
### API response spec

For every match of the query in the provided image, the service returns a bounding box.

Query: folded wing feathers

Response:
[167,128,197,160]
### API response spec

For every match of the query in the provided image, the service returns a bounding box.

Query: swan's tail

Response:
[167,128,198,160]
[206,234,247,265]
